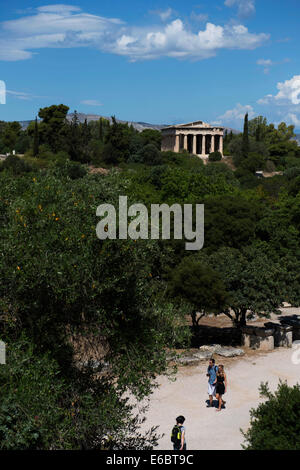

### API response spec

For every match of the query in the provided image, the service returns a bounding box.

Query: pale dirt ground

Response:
[138,307,300,450]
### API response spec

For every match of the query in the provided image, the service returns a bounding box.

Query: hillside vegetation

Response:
[1,105,300,449]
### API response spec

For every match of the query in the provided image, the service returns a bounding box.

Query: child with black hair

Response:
[171,415,186,450]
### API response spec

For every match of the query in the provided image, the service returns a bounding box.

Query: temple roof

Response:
[163,120,224,130]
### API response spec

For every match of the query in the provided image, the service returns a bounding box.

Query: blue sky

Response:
[0,0,300,130]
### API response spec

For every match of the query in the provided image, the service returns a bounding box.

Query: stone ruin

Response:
[241,316,300,351]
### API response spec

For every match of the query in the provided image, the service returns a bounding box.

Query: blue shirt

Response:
[207,365,218,385]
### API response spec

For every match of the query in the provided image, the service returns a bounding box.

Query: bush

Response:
[0,338,72,449]
[240,153,265,173]
[161,151,204,170]
[264,160,276,173]
[0,337,161,450]
[235,168,260,189]
[242,381,300,450]
[54,160,87,179]
[284,166,300,180]
[136,144,162,166]
[288,175,300,196]
[0,155,33,175]
[204,162,238,186]
[285,156,300,169]
[208,151,222,162]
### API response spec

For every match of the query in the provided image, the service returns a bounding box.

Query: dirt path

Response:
[140,347,300,450]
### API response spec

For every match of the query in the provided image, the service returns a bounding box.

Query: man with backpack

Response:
[171,415,186,450]
[207,358,218,407]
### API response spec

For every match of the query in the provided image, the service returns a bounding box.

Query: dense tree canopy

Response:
[1,107,300,448]
[242,382,300,450]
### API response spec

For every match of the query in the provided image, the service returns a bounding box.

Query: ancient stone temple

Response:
[161,121,224,159]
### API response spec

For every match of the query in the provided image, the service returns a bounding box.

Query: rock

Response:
[198,344,244,357]
[216,347,245,357]
[198,344,222,354]
[177,356,200,366]
[193,351,213,360]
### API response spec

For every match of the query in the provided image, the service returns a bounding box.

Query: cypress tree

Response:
[33,117,39,157]
[255,124,261,142]
[224,129,228,145]
[242,113,249,158]
[99,118,103,142]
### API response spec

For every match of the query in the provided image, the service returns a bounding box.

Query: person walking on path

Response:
[215,364,227,412]
[171,415,186,451]
[206,358,218,407]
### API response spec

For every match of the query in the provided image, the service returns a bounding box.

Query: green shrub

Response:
[241,153,265,173]
[0,155,33,175]
[288,175,300,196]
[160,151,204,170]
[54,160,87,179]
[208,151,222,162]
[0,337,161,450]
[285,156,300,169]
[0,338,73,449]
[264,160,276,173]
[284,166,300,180]
[242,381,300,450]
[136,144,162,166]
[204,162,238,186]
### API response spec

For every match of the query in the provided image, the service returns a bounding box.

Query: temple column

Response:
[174,134,180,153]
[193,134,197,155]
[183,134,188,151]
[202,134,206,155]
[211,134,215,153]
[219,135,223,155]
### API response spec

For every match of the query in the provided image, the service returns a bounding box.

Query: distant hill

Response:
[17,114,242,134]
[224,127,240,135]
[18,113,167,132]
[11,115,271,139]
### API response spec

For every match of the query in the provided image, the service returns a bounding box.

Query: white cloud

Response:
[257,94,273,105]
[80,100,103,106]
[287,113,300,127]
[216,103,255,127]
[225,0,255,19]
[257,58,273,74]
[275,75,300,105]
[258,75,300,106]
[109,21,269,61]
[0,4,269,62]
[6,89,45,100]
[190,12,209,23]
[37,4,81,13]
[256,57,290,74]
[257,59,272,66]
[150,8,175,22]
[257,75,300,128]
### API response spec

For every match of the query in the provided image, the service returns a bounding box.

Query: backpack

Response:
[171,425,182,446]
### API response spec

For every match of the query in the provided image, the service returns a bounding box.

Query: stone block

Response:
[242,333,274,351]
[259,335,274,351]
[255,327,275,338]
[242,333,251,348]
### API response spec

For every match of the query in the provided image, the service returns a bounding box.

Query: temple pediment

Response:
[164,120,223,130]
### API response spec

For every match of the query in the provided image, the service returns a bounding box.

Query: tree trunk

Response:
[239,309,247,327]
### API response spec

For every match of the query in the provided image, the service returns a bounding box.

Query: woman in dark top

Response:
[214,365,227,412]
